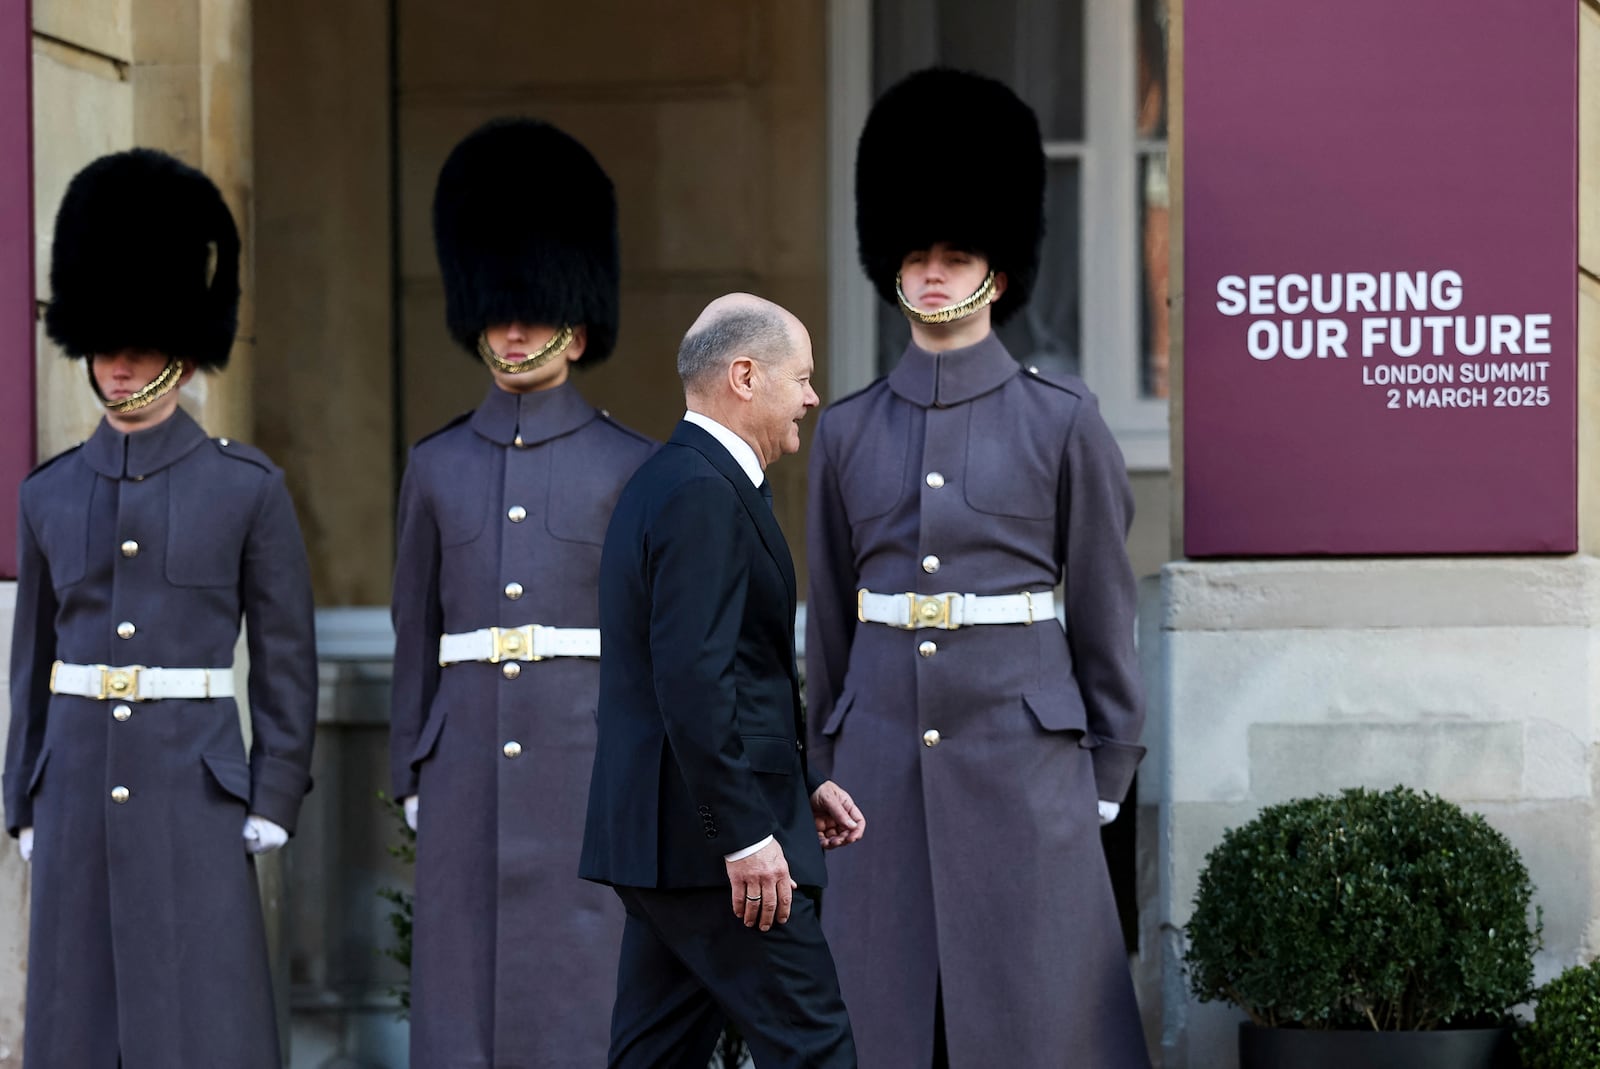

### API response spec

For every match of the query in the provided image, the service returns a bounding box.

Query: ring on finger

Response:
[744,894,763,901]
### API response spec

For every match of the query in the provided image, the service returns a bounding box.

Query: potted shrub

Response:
[1519,959,1600,1069]
[1185,785,1540,1069]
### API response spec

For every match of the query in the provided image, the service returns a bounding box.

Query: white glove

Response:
[1097,801,1121,826]
[403,794,419,832]
[18,827,33,862]
[242,814,289,855]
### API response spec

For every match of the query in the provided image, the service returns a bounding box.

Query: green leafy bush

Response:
[1520,959,1600,1069]
[377,791,416,1015]
[1185,786,1540,1031]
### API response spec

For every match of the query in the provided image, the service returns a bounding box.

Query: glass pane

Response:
[877,162,1080,378]
[1138,151,1171,399]
[1137,0,1170,140]
[1137,0,1171,399]
[872,0,1085,141]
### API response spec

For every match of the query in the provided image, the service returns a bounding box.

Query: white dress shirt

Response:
[681,411,776,863]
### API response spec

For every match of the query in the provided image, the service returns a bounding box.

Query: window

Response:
[827,0,1171,470]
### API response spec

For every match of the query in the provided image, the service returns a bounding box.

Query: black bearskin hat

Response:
[433,118,620,365]
[856,68,1045,326]
[45,149,241,368]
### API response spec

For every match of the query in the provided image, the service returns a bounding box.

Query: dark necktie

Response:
[758,479,774,511]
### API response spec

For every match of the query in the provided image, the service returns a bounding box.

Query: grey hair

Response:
[677,308,793,392]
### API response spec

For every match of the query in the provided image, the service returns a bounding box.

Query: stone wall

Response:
[252,0,394,606]
[1147,560,1600,1067]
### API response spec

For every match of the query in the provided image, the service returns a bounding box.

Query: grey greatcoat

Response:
[390,382,654,1068]
[3,408,317,1069]
[805,335,1151,1069]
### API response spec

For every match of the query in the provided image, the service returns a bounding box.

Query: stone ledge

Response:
[1162,557,1600,631]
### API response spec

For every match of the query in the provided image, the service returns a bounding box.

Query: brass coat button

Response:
[116,621,136,639]
[513,434,526,447]
[925,472,945,489]
[922,729,941,747]
[504,582,524,600]
[120,540,139,558]
[918,641,937,658]
[502,662,521,679]
[503,741,523,759]
[921,555,941,574]
[111,786,130,803]
[112,704,132,722]
[508,506,527,523]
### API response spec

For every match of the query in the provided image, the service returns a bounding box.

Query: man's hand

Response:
[811,780,865,850]
[18,827,33,863]
[402,794,419,832]
[726,839,796,931]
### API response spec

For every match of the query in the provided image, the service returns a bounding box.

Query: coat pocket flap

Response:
[820,692,857,738]
[1022,688,1088,734]
[201,752,253,804]
[26,748,51,796]
[409,709,448,768]
[742,736,798,775]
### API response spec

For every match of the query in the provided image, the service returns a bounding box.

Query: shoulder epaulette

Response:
[822,376,889,411]
[595,408,657,447]
[1018,362,1092,400]
[211,436,277,472]
[23,443,82,481]
[411,411,474,450]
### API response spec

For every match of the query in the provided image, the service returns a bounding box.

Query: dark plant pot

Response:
[1239,1022,1520,1069]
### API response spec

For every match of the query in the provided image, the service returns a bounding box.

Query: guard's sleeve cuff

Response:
[1091,739,1147,804]
[249,753,314,834]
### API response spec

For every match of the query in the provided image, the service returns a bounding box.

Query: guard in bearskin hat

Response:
[389,116,654,1067]
[4,148,317,1068]
[804,68,1152,1068]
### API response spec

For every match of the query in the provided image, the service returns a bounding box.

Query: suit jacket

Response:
[580,419,824,890]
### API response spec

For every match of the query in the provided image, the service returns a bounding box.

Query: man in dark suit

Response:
[581,292,863,1068]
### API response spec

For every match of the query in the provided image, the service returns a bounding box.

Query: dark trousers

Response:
[608,886,857,1069]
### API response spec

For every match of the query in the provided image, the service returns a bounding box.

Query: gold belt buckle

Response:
[488,625,540,663]
[97,665,144,701]
[907,593,956,630]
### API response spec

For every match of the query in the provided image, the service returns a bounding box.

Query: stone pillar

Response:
[252,0,393,606]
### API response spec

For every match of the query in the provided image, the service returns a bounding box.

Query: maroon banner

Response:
[1183,1,1577,556]
[1,0,35,579]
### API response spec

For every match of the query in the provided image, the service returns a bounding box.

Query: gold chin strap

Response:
[94,358,184,414]
[478,326,575,375]
[897,270,999,325]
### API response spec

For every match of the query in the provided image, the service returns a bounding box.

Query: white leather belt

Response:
[50,661,235,702]
[438,625,601,665]
[856,589,1056,631]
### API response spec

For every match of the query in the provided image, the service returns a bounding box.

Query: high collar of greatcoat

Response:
[81,405,209,479]
[887,331,1021,408]
[469,380,596,447]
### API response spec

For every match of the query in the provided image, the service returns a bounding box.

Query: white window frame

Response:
[825,0,1171,471]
